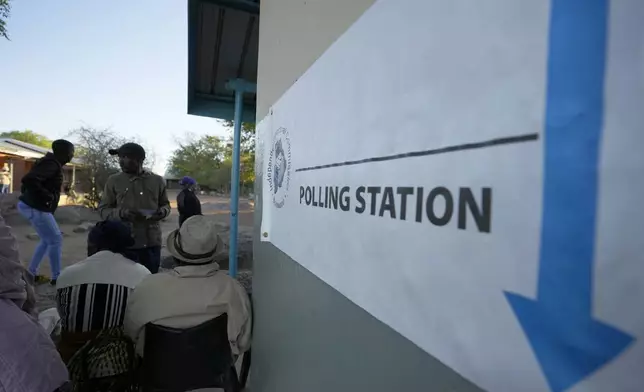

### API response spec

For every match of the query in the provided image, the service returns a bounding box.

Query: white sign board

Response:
[259,0,644,391]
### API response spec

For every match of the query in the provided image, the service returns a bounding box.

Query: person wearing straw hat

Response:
[123,215,251,358]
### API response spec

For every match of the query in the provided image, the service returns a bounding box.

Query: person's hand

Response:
[121,209,141,221]
[43,193,55,208]
[147,209,166,221]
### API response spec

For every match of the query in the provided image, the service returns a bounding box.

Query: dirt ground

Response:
[12,191,252,274]
[4,190,254,311]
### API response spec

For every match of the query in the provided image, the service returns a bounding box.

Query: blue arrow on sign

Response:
[504,0,635,391]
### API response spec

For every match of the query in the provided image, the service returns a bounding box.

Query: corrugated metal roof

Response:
[0,138,51,154]
[187,0,259,121]
[0,138,84,165]
[0,140,48,159]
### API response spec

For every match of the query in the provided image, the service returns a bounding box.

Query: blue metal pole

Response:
[229,88,244,278]
[225,78,255,278]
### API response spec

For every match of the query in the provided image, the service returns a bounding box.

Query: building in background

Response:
[186,1,478,391]
[163,171,182,190]
[0,138,85,193]
[188,1,644,391]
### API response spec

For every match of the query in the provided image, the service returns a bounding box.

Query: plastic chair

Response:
[141,313,241,392]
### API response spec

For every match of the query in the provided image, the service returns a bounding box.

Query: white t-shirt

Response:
[57,250,151,290]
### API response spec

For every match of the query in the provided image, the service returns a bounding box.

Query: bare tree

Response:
[68,127,126,209]
[68,127,160,208]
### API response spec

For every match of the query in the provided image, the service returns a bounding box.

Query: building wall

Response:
[252,1,482,391]
[166,179,181,190]
[12,160,30,192]
[0,156,86,194]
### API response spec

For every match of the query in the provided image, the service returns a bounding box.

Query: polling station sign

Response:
[259,0,644,391]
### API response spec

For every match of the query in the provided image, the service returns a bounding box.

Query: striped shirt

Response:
[57,283,130,333]
[56,250,151,333]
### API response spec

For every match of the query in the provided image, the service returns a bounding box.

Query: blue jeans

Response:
[17,201,63,279]
[0,184,9,194]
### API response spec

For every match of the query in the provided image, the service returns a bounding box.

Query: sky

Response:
[0,0,228,174]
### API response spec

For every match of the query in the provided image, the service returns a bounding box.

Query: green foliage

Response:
[0,0,10,41]
[221,120,256,154]
[167,121,256,194]
[0,130,52,148]
[221,120,256,188]
[167,134,228,190]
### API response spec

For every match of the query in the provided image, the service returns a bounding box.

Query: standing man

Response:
[99,143,170,273]
[17,139,75,284]
[177,176,201,227]
[0,165,11,194]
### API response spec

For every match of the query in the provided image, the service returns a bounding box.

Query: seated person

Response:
[0,212,69,392]
[55,220,151,362]
[124,215,251,358]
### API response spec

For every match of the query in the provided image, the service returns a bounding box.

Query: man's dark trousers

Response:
[127,247,161,273]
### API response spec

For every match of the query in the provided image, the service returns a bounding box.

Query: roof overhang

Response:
[0,140,49,159]
[0,139,85,166]
[187,0,259,122]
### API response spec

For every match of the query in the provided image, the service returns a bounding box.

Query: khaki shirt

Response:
[124,263,252,357]
[98,171,171,248]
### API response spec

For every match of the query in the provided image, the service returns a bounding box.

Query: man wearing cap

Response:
[177,175,201,227]
[124,215,251,359]
[98,143,171,273]
[55,220,151,362]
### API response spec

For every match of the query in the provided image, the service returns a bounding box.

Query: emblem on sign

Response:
[267,127,292,208]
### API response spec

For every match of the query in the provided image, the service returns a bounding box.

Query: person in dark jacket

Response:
[177,176,201,227]
[17,139,74,285]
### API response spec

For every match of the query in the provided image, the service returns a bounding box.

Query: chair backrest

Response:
[142,313,232,391]
[66,328,138,392]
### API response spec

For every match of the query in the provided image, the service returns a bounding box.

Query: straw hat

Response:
[166,216,224,264]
